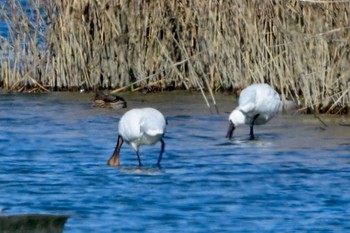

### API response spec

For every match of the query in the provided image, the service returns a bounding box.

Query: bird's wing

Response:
[105,95,122,103]
[238,87,257,113]
[139,110,166,136]
[239,102,256,113]
[95,90,124,103]
[256,87,281,114]
[141,118,165,136]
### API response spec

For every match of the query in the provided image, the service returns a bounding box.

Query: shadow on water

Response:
[1,91,350,232]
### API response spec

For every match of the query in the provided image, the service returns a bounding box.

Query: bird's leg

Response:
[107,135,123,166]
[249,114,260,140]
[156,139,165,167]
[249,126,255,140]
[136,150,142,167]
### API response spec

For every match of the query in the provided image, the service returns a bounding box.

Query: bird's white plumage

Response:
[118,108,166,151]
[227,83,281,139]
[107,107,166,166]
[229,83,281,126]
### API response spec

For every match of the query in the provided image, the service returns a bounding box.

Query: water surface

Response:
[1,91,350,232]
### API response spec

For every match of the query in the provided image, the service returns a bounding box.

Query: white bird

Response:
[226,83,281,140]
[107,107,166,167]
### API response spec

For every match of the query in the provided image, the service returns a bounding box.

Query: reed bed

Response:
[0,0,349,114]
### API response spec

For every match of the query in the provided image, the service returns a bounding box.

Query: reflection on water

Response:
[0,92,350,232]
[118,167,164,176]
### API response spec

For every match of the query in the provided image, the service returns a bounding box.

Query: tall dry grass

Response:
[0,0,349,114]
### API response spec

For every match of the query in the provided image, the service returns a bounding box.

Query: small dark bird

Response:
[93,90,127,109]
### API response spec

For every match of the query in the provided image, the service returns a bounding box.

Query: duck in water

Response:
[93,90,127,109]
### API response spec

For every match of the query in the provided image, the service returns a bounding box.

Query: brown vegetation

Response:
[0,0,349,114]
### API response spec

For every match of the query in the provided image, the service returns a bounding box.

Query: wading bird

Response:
[107,108,166,167]
[226,83,281,140]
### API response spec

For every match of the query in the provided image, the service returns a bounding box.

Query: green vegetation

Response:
[0,0,349,114]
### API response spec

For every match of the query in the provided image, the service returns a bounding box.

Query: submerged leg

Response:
[136,150,142,167]
[107,135,124,166]
[226,121,235,139]
[249,125,255,140]
[249,114,260,140]
[156,139,165,167]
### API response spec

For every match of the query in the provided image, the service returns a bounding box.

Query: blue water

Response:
[1,92,350,232]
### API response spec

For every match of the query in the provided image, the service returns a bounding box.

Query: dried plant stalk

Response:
[0,0,349,114]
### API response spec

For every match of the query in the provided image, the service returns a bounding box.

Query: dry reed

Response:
[0,0,349,114]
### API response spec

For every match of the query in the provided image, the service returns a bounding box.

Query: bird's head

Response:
[226,109,245,139]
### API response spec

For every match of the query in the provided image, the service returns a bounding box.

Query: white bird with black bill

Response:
[108,108,166,167]
[226,83,281,140]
